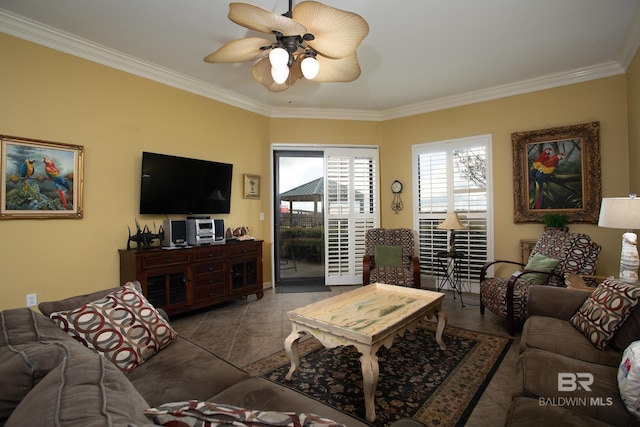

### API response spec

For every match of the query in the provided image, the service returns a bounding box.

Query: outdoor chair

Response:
[479,228,600,335]
[363,228,420,288]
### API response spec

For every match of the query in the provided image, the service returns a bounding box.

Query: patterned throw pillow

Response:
[144,401,346,427]
[570,278,640,350]
[50,282,177,372]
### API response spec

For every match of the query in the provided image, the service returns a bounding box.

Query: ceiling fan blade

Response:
[229,3,307,36]
[313,53,361,82]
[252,57,302,92]
[293,1,368,59]
[204,37,271,63]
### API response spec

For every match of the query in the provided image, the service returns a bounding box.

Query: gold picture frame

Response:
[512,121,601,224]
[1,135,84,219]
[243,174,260,199]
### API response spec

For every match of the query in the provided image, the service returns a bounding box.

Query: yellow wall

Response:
[0,32,635,310]
[381,77,630,277]
[0,34,269,309]
[628,48,640,193]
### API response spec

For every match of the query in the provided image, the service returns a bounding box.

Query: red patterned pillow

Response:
[50,282,177,372]
[570,278,640,350]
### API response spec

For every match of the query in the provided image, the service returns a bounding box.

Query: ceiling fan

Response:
[204,1,369,92]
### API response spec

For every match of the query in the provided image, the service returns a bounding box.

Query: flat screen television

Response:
[139,151,233,215]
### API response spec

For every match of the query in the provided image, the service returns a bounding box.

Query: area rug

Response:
[243,322,512,427]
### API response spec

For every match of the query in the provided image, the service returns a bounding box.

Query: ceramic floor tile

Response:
[171,286,521,426]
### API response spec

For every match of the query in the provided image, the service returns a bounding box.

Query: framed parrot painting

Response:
[1,135,84,219]
[512,121,601,224]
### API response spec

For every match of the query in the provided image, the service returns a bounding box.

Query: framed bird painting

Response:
[512,121,601,224]
[1,135,84,219]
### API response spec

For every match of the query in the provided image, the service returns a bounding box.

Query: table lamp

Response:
[437,212,467,253]
[598,195,640,283]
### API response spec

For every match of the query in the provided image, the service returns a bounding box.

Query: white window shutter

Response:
[413,136,493,294]
[325,148,379,285]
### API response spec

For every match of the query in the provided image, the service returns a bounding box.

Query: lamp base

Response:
[619,231,639,283]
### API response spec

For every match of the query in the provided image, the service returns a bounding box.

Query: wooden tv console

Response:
[119,239,263,316]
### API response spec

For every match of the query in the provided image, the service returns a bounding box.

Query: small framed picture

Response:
[1,135,84,219]
[243,174,260,199]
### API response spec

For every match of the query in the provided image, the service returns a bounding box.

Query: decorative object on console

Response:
[512,121,601,224]
[243,174,261,199]
[1,135,84,219]
[437,212,467,253]
[226,225,255,241]
[391,179,403,213]
[127,219,164,250]
[598,195,640,283]
[204,1,368,92]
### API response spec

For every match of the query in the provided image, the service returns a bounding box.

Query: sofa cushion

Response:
[505,396,613,427]
[570,278,640,350]
[612,303,640,353]
[5,352,152,427]
[126,336,250,407]
[144,401,346,427]
[516,348,633,426]
[0,308,92,425]
[49,282,177,373]
[520,315,622,367]
[38,286,123,316]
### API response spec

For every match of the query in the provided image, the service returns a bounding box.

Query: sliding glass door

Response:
[273,146,380,287]
[274,150,325,286]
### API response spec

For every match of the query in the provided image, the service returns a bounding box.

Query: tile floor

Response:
[170,285,521,427]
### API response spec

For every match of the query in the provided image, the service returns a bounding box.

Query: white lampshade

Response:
[599,196,640,283]
[598,197,640,230]
[271,66,289,84]
[269,48,289,69]
[301,56,319,79]
[437,212,467,231]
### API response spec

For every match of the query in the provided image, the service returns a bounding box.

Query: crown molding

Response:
[0,8,633,122]
[379,61,625,121]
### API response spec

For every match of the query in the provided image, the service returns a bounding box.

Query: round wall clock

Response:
[391,180,403,213]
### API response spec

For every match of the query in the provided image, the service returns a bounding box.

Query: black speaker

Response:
[162,219,187,247]
[213,219,225,242]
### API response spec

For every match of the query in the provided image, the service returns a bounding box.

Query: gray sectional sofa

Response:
[506,284,640,426]
[0,283,425,426]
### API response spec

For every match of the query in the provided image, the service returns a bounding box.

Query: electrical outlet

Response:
[26,293,37,307]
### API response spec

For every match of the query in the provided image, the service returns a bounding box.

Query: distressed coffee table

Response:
[284,283,447,422]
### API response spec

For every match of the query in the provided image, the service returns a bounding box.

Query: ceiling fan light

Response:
[271,66,289,84]
[269,47,289,69]
[301,56,320,79]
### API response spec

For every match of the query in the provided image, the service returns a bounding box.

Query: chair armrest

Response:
[527,285,590,320]
[479,260,525,281]
[506,269,564,285]
[363,255,372,285]
[411,256,420,288]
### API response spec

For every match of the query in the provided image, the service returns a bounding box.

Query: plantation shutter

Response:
[324,147,379,285]
[413,135,493,293]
